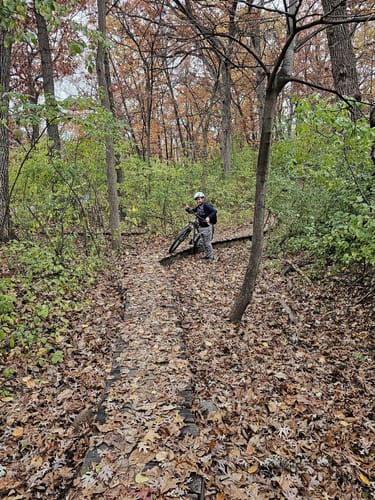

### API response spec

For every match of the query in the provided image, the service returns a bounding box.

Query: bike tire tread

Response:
[168,225,191,253]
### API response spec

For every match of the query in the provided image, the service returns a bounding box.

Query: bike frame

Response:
[168,214,205,254]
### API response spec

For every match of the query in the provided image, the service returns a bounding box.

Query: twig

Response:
[268,284,298,324]
[281,296,297,324]
[285,259,312,284]
[354,289,374,305]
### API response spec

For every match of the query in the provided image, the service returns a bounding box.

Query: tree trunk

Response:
[370,106,375,169]
[321,0,361,119]
[34,4,61,154]
[229,87,278,322]
[229,0,297,323]
[248,1,266,136]
[219,1,239,175]
[144,62,153,163]
[0,27,12,243]
[96,0,121,250]
[164,66,187,159]
[220,59,232,175]
[199,79,220,190]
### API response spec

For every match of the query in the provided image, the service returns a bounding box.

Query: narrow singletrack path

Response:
[67,242,205,499]
[66,235,374,499]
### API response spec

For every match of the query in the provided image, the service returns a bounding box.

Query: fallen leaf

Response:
[358,473,371,486]
[30,456,44,468]
[57,388,74,402]
[230,448,241,457]
[135,473,149,484]
[339,420,351,427]
[245,442,256,455]
[142,429,159,442]
[155,451,168,461]
[22,376,37,389]
[160,477,178,493]
[248,463,259,474]
[12,427,24,438]
[268,401,278,412]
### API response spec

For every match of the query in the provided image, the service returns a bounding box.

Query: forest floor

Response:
[0,225,374,499]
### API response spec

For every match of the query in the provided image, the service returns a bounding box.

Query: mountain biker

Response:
[185,192,217,262]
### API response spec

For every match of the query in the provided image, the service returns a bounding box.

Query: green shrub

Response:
[268,96,374,270]
[0,239,101,373]
[116,152,256,234]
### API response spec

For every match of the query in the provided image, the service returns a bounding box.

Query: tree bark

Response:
[0,27,12,242]
[220,59,232,175]
[370,106,375,169]
[34,4,61,154]
[218,0,238,175]
[96,0,121,250]
[164,66,187,158]
[321,0,361,118]
[248,1,266,136]
[229,87,278,322]
[229,0,297,323]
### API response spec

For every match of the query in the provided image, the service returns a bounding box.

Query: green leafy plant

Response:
[0,293,16,317]
[51,350,64,364]
[268,95,375,270]
[3,368,14,378]
[353,352,365,362]
[0,239,101,378]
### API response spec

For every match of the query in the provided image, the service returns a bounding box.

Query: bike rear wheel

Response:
[169,224,192,253]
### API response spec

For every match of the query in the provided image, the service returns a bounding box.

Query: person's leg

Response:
[200,225,214,260]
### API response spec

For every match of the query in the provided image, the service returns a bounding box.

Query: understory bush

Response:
[10,141,247,241]
[268,96,374,271]
[117,146,257,233]
[0,238,101,395]
[9,95,373,272]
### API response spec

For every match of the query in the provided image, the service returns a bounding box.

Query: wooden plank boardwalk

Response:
[67,247,204,499]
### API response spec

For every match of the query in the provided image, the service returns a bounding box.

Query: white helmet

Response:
[194,191,205,199]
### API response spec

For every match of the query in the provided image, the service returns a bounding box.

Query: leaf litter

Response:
[0,230,374,499]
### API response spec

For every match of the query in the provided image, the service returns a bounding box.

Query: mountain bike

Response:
[168,214,203,254]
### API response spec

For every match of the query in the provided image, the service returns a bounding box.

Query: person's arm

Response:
[185,205,196,214]
[204,203,217,223]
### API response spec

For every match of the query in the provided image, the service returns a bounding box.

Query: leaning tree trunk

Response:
[229,0,297,323]
[229,87,278,322]
[96,0,121,250]
[34,4,61,154]
[321,0,361,120]
[370,106,375,169]
[0,27,12,243]
[248,0,266,137]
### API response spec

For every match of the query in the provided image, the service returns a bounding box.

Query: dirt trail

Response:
[67,243,205,499]
[67,235,374,499]
[1,232,373,499]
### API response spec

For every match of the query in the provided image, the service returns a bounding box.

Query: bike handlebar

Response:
[186,209,211,225]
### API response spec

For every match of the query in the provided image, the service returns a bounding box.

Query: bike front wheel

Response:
[169,224,192,253]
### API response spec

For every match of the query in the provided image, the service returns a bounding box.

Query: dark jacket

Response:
[186,202,217,227]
